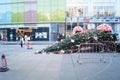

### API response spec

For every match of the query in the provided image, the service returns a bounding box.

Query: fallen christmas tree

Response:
[35,29,118,54]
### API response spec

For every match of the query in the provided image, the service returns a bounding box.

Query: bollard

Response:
[0,54,9,72]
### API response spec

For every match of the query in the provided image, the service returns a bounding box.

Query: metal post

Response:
[71,17,72,33]
[77,17,79,26]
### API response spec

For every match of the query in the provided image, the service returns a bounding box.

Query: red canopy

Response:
[73,26,83,34]
[97,24,113,32]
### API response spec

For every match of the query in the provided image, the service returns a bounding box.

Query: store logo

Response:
[35,32,47,39]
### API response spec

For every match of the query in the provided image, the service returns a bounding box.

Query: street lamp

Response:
[77,17,79,26]
[71,17,73,33]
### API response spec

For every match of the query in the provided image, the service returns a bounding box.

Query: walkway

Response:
[0,45,120,80]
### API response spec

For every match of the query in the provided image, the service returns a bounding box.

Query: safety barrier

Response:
[76,42,117,64]
[0,54,9,72]
[75,42,116,53]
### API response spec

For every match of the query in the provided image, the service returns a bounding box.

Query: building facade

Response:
[0,0,120,41]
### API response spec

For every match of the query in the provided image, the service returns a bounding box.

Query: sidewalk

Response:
[0,41,56,45]
[0,45,120,80]
[1,53,120,80]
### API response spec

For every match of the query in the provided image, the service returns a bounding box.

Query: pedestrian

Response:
[20,36,24,47]
[24,35,28,45]
[57,33,61,42]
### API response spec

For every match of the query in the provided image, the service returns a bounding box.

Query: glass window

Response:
[38,6,45,22]
[57,0,65,21]
[12,0,17,2]
[51,0,58,6]
[24,2,37,23]
[37,0,65,22]
[0,4,11,23]
[12,4,17,22]
[12,0,23,2]
[0,0,11,3]
[31,3,37,22]
[12,2,24,22]
[51,0,58,21]
[93,6,115,17]
[38,0,46,22]
[17,3,24,22]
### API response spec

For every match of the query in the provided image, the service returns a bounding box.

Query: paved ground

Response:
[0,41,55,45]
[0,44,120,80]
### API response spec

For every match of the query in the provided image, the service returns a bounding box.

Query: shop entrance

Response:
[16,29,33,41]
[33,27,49,41]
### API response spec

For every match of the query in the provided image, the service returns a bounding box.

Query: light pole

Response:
[71,17,73,33]
[77,17,79,26]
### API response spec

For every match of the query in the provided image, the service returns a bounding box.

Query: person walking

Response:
[20,36,24,47]
[24,35,28,45]
[57,33,61,42]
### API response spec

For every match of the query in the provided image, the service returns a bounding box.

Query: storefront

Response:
[33,27,49,41]
[89,18,120,30]
[0,23,66,41]
[0,0,120,41]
